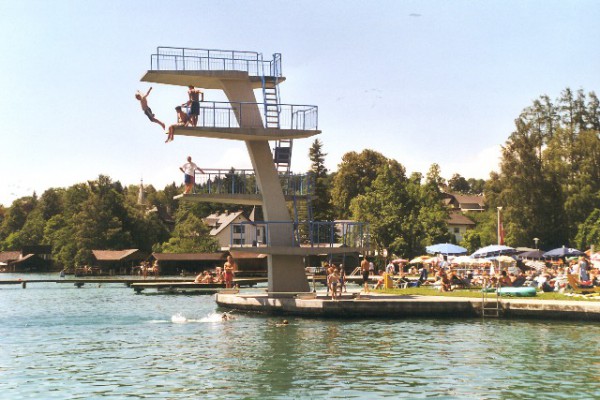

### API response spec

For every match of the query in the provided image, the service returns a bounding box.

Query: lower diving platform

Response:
[228,245,367,256]
[171,126,319,141]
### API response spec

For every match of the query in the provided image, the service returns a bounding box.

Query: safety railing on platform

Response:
[193,169,313,197]
[184,101,318,131]
[150,47,282,77]
[229,221,370,249]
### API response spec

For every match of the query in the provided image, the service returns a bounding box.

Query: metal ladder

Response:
[481,285,501,318]
[259,53,293,175]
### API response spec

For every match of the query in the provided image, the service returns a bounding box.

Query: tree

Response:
[331,149,388,219]
[308,139,333,222]
[466,178,485,194]
[447,174,470,194]
[157,205,218,253]
[460,229,482,254]
[351,160,414,256]
[419,164,451,246]
[0,196,38,249]
[575,209,600,250]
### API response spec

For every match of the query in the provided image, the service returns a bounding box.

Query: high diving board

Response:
[141,70,285,89]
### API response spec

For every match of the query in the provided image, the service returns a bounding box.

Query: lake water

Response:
[1,274,599,399]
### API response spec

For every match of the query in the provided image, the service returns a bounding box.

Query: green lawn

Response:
[378,287,600,301]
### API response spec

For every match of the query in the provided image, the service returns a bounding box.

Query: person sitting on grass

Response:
[374,270,386,290]
[439,272,452,292]
[498,270,512,287]
[396,272,412,288]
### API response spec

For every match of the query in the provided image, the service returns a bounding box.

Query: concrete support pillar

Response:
[220,80,309,294]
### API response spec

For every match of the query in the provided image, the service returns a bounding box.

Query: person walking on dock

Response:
[180,156,204,194]
[135,87,165,130]
[361,257,370,293]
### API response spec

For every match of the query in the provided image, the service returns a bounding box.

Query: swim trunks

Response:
[184,174,193,184]
[144,107,154,120]
[362,270,369,284]
[190,101,200,116]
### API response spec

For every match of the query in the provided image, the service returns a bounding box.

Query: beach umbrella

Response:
[471,245,516,258]
[590,253,600,269]
[426,243,467,255]
[524,260,546,270]
[495,255,516,264]
[517,250,545,260]
[451,255,473,265]
[543,247,584,258]
[391,258,408,264]
[409,255,431,264]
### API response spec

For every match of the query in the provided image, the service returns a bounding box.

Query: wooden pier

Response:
[0,277,267,290]
[130,278,267,294]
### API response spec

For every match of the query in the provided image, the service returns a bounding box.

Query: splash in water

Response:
[171,313,188,323]
[199,312,235,322]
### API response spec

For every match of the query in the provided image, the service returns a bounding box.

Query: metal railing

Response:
[183,101,318,131]
[150,47,282,77]
[229,221,370,249]
[193,169,313,196]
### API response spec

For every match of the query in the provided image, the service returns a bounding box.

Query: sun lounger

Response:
[566,274,600,294]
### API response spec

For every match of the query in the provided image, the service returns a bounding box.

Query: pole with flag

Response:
[497,206,504,245]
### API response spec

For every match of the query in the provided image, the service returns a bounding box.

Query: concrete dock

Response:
[215,291,600,321]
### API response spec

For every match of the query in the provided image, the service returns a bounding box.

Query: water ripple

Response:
[1,275,600,399]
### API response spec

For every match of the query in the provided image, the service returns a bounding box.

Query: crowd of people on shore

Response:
[373,254,599,293]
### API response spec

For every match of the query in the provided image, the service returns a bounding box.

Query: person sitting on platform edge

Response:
[195,271,213,284]
[165,106,191,143]
[180,156,204,194]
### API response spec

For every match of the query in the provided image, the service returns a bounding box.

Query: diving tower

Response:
[142,47,369,294]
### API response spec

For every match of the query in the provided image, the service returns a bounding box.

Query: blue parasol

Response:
[471,245,516,258]
[543,246,584,258]
[426,243,467,255]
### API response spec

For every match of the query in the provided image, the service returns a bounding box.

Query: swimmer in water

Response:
[276,320,289,327]
[221,312,235,321]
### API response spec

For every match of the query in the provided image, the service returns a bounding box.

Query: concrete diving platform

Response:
[142,70,284,89]
[170,126,320,141]
[215,293,600,321]
[228,246,368,256]
[174,193,313,206]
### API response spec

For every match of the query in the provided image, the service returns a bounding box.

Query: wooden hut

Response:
[91,249,148,275]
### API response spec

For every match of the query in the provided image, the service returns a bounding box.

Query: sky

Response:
[1,0,599,207]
